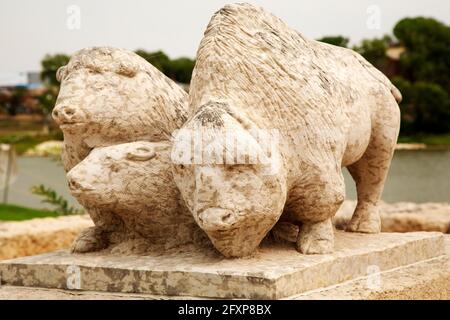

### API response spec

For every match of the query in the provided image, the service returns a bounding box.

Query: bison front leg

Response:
[285,170,345,254]
[71,226,109,253]
[346,98,400,234]
[71,208,124,253]
[297,218,334,254]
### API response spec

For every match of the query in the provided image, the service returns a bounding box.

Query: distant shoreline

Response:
[396,143,427,150]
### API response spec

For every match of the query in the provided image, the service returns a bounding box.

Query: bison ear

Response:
[56,66,67,82]
[126,146,156,161]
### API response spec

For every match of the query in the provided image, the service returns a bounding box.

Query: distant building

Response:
[27,72,42,89]
[0,72,44,115]
[384,45,406,79]
[0,72,42,89]
[386,46,406,61]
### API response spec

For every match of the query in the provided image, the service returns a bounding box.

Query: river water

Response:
[3,150,450,210]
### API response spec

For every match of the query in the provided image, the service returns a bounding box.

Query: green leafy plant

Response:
[30,184,83,216]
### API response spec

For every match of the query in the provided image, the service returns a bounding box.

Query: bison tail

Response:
[391,85,402,104]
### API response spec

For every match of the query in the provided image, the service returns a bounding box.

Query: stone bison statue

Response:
[53,47,190,252]
[66,141,206,254]
[172,3,401,257]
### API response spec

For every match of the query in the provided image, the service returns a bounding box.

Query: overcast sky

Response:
[1,0,449,72]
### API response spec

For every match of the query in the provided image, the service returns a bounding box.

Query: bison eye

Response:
[126,147,156,161]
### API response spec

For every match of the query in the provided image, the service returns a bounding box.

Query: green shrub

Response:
[393,77,450,134]
[31,185,83,216]
[412,81,450,133]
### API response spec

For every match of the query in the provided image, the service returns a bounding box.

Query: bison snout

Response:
[197,208,238,231]
[67,175,94,192]
[52,105,84,125]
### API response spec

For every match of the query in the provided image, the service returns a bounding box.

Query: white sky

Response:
[1,0,449,72]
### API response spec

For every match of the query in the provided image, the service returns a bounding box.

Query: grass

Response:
[0,203,57,221]
[0,117,63,155]
[0,131,63,155]
[398,133,450,148]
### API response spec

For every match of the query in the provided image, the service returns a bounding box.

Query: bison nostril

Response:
[222,213,232,223]
[62,107,76,117]
[68,179,77,189]
[198,208,236,230]
[68,178,83,190]
[53,106,77,121]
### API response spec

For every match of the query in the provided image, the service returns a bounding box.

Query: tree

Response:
[0,90,11,114]
[353,35,392,71]
[165,57,195,84]
[135,49,170,73]
[392,77,450,134]
[392,77,414,134]
[135,50,195,84]
[40,54,70,86]
[38,54,69,132]
[412,81,450,133]
[317,36,349,48]
[37,86,59,133]
[391,17,450,134]
[394,17,450,92]
[5,87,27,116]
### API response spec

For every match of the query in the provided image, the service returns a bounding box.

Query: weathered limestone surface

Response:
[172,3,401,257]
[0,216,93,260]
[66,141,206,254]
[52,47,192,254]
[0,231,445,299]
[53,47,188,172]
[51,4,405,259]
[1,234,448,300]
[0,286,163,300]
[294,234,450,299]
[335,201,450,233]
[294,255,450,300]
[1,254,449,300]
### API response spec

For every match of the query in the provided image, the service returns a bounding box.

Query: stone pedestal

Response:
[0,231,446,299]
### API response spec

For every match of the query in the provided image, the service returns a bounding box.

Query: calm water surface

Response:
[344,149,450,203]
[4,150,450,209]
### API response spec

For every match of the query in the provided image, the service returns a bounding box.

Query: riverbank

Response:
[334,200,450,233]
[398,133,450,149]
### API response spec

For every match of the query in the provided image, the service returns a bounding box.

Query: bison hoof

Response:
[346,203,381,234]
[297,219,334,254]
[71,227,109,253]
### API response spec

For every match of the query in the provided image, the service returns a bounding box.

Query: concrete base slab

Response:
[0,231,445,299]
[1,252,449,300]
[293,234,450,299]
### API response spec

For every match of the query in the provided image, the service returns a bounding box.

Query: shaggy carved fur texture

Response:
[172,3,401,257]
[54,47,192,253]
